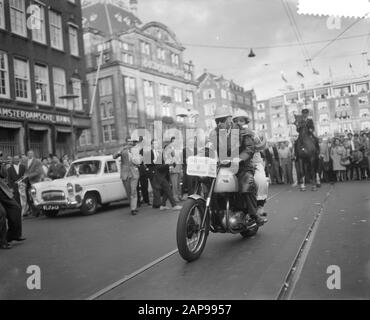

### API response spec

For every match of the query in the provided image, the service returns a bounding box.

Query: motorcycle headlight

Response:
[67,183,74,194]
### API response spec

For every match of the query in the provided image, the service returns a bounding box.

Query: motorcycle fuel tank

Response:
[214,168,239,193]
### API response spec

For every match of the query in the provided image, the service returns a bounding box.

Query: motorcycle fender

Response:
[187,194,206,203]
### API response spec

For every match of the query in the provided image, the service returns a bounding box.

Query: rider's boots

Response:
[245,193,266,226]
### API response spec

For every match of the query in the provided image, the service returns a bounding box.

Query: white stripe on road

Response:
[86,190,286,300]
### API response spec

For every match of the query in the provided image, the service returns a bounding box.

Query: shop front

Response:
[0,106,90,158]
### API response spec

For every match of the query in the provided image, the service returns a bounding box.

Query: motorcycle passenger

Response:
[209,106,265,226]
[233,110,269,220]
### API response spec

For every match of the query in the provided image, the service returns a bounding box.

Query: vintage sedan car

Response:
[30,156,127,217]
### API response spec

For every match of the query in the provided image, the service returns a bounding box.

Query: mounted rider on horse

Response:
[294,108,321,191]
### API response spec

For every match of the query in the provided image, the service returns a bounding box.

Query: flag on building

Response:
[281,71,288,83]
[297,71,304,78]
[312,67,320,75]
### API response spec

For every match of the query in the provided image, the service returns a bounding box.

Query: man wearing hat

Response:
[296,108,320,152]
[114,137,142,215]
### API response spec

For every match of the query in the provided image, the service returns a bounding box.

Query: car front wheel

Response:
[81,193,98,216]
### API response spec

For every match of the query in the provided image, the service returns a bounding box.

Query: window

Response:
[237,95,244,104]
[162,105,170,117]
[0,51,9,98]
[360,109,370,118]
[99,77,112,96]
[356,83,369,93]
[10,0,26,36]
[221,89,227,99]
[358,96,369,105]
[159,84,169,96]
[127,100,138,117]
[0,0,5,29]
[69,25,79,56]
[204,103,216,116]
[203,89,215,100]
[143,80,154,97]
[104,161,118,174]
[185,91,194,105]
[318,101,328,111]
[34,64,50,105]
[49,11,63,50]
[177,116,185,123]
[257,103,265,111]
[124,76,136,95]
[319,114,329,123]
[100,102,114,120]
[53,67,66,107]
[157,48,165,61]
[141,41,151,55]
[333,86,350,97]
[122,52,134,64]
[14,58,30,101]
[146,102,155,119]
[171,53,179,66]
[31,4,46,44]
[79,129,92,146]
[174,88,182,103]
[103,124,117,143]
[72,79,82,110]
[258,113,266,121]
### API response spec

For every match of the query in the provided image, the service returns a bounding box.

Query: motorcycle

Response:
[176,155,262,262]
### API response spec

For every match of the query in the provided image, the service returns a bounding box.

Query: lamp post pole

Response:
[59,94,79,158]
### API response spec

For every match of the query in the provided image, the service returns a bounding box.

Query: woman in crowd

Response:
[330,138,346,182]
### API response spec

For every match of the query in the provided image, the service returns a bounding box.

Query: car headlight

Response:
[67,183,74,194]
[75,184,83,193]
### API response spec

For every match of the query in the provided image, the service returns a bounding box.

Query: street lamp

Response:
[59,94,79,156]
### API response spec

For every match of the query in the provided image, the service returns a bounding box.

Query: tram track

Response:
[86,188,320,300]
[276,185,334,300]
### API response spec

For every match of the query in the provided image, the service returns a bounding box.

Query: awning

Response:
[0,120,22,129]
[56,127,72,133]
[29,124,49,131]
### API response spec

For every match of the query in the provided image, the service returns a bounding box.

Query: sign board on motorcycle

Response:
[187,156,217,178]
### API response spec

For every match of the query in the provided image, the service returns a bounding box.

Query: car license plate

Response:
[42,205,59,211]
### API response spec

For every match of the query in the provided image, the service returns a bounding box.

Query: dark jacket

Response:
[7,164,26,190]
[265,147,279,163]
[47,163,66,180]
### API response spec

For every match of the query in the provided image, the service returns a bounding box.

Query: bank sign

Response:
[0,107,71,125]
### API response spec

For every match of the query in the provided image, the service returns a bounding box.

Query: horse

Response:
[294,115,321,191]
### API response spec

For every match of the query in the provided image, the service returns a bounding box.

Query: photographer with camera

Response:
[0,151,25,250]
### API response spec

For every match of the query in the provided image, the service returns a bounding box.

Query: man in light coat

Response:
[114,138,142,215]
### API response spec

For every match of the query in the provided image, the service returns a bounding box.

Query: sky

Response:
[139,0,370,100]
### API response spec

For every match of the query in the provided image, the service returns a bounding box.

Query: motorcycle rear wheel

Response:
[176,198,209,262]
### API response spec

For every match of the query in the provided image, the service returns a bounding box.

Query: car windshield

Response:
[66,161,101,177]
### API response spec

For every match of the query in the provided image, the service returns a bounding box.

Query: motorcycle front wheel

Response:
[176,198,210,262]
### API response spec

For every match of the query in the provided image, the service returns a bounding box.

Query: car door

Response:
[102,160,127,202]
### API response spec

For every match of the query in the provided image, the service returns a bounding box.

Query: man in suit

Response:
[0,162,25,249]
[7,155,26,205]
[114,138,142,215]
[148,140,182,211]
[265,142,282,184]
[137,137,151,207]
[24,150,43,217]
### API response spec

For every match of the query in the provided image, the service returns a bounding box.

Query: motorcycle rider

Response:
[208,106,265,226]
[233,110,269,220]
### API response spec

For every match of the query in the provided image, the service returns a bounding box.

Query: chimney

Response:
[130,0,138,16]
[203,68,208,74]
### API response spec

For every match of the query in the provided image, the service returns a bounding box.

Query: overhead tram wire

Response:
[182,33,370,51]
[311,12,370,61]
[281,0,313,69]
